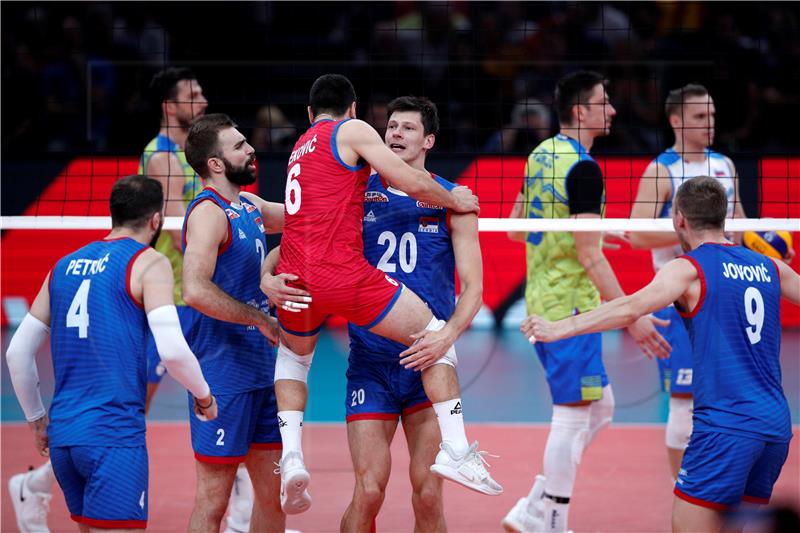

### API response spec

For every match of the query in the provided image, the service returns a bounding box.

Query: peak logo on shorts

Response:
[365,191,389,203]
[418,216,439,233]
[224,208,240,220]
[416,200,445,210]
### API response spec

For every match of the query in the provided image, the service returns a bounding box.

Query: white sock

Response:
[278,410,304,460]
[525,474,546,515]
[542,496,570,533]
[432,398,469,454]
[26,461,55,494]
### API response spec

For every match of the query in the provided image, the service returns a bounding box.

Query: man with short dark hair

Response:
[182,113,287,533]
[5,175,216,533]
[628,83,752,482]
[503,70,668,533]
[272,74,501,516]
[522,176,798,533]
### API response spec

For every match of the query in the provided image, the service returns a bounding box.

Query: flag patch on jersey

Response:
[714,170,725,177]
[244,203,257,213]
[416,200,445,210]
[254,216,266,233]
[365,191,389,203]
[364,210,377,223]
[238,228,247,240]
[224,208,240,219]
[418,216,439,233]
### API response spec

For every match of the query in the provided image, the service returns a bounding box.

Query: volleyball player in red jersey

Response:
[270,74,502,515]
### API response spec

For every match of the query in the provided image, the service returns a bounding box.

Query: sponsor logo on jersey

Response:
[244,203,257,213]
[238,228,247,240]
[224,208,240,220]
[254,216,266,233]
[364,210,377,222]
[418,216,439,233]
[365,191,389,203]
[415,200,445,210]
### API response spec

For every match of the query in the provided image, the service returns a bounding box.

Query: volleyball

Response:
[743,231,793,260]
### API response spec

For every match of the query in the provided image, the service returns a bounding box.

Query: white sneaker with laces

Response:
[8,470,52,533]
[501,497,544,533]
[276,452,311,515]
[429,441,503,496]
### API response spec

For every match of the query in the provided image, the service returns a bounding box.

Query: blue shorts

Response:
[675,431,790,510]
[51,445,148,529]
[654,306,693,395]
[189,386,281,463]
[146,306,197,384]
[345,357,431,422]
[534,333,608,404]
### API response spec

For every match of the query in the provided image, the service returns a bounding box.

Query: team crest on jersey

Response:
[416,200,445,210]
[365,191,389,203]
[254,216,266,233]
[364,210,377,223]
[224,208,240,220]
[244,203,257,213]
[418,216,439,233]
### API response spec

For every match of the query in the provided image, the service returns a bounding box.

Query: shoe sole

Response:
[281,470,312,515]
[8,474,29,533]
[429,464,502,496]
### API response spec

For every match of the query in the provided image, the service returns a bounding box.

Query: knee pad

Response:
[551,404,591,466]
[588,385,615,442]
[274,344,314,383]
[666,396,693,450]
[424,316,458,368]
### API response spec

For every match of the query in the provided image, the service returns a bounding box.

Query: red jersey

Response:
[278,119,372,289]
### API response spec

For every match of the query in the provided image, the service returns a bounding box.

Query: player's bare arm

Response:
[240,191,286,233]
[629,162,678,249]
[259,245,311,311]
[400,211,482,370]
[574,213,671,358]
[507,191,527,242]
[131,248,217,420]
[523,258,696,358]
[339,119,479,214]
[147,150,188,252]
[183,200,278,343]
[773,259,800,305]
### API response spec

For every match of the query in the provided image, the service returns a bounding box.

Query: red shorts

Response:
[277,264,403,336]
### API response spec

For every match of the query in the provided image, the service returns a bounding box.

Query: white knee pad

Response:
[424,316,458,368]
[551,405,591,465]
[587,385,615,446]
[666,396,693,450]
[274,343,314,383]
[543,405,591,497]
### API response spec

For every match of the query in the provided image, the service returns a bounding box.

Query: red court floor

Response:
[2,423,798,532]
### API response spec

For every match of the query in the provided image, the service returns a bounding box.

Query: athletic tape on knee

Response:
[587,385,614,447]
[274,343,314,383]
[666,396,693,450]
[544,405,591,497]
[424,317,458,368]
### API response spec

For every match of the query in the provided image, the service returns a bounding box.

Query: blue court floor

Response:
[3,327,799,425]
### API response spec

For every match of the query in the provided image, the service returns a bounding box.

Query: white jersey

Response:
[651,148,736,270]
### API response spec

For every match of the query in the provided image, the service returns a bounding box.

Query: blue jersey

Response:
[182,187,274,393]
[348,173,457,363]
[48,237,149,447]
[678,243,790,442]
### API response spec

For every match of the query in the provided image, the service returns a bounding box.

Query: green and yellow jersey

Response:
[139,134,203,305]
[522,134,604,321]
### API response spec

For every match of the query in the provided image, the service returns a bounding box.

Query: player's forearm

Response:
[629,231,679,249]
[558,296,640,339]
[578,247,625,302]
[183,278,268,327]
[400,171,456,209]
[5,314,49,421]
[445,281,483,340]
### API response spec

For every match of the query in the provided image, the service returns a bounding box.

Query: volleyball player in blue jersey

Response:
[182,114,287,532]
[522,176,798,533]
[5,175,216,532]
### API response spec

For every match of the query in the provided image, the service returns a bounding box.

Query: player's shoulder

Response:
[654,148,680,168]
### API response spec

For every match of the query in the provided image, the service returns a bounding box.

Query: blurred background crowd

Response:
[3,1,799,157]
